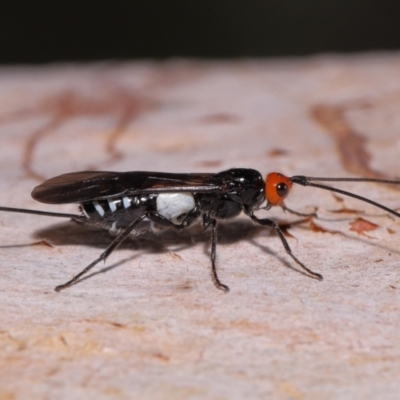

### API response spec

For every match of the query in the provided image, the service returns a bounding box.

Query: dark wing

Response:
[32,171,221,204]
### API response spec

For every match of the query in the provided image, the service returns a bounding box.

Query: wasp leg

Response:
[202,213,211,232]
[208,217,230,292]
[55,214,147,292]
[146,207,200,229]
[248,213,323,280]
[147,211,228,292]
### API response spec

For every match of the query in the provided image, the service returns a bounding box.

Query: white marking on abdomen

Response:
[122,196,131,209]
[108,199,117,212]
[156,193,195,224]
[93,201,105,217]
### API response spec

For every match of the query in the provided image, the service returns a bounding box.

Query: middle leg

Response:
[208,216,229,292]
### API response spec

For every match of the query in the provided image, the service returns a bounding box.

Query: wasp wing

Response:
[32,171,221,204]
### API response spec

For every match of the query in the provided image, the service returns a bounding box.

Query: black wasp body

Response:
[30,168,270,291]
[1,167,400,292]
[70,168,265,233]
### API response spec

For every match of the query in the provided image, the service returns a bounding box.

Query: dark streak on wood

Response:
[266,148,290,158]
[29,240,54,248]
[310,103,397,186]
[0,65,208,181]
[103,87,156,166]
[23,117,63,181]
[0,87,155,181]
[199,113,241,125]
[196,160,222,168]
[349,218,378,236]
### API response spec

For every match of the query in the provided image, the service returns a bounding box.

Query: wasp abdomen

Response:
[156,193,195,224]
[80,192,197,233]
[81,196,136,218]
[79,195,146,232]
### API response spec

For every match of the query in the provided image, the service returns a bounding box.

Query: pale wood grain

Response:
[0,55,400,399]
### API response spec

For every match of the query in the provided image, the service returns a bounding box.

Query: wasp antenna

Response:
[0,206,83,220]
[292,176,400,185]
[290,176,400,219]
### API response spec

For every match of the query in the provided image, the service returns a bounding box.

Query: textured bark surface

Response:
[0,55,400,399]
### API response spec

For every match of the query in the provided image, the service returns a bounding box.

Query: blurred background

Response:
[1,0,400,64]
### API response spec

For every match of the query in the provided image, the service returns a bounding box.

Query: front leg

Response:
[248,212,323,280]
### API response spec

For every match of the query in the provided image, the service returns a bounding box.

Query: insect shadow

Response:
[31,219,267,248]
[1,215,398,289]
[24,218,303,285]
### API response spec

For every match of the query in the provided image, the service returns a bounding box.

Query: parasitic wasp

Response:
[0,168,399,292]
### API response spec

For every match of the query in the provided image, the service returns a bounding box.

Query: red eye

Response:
[265,172,292,206]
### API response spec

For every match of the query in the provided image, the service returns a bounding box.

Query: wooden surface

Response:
[0,55,400,399]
